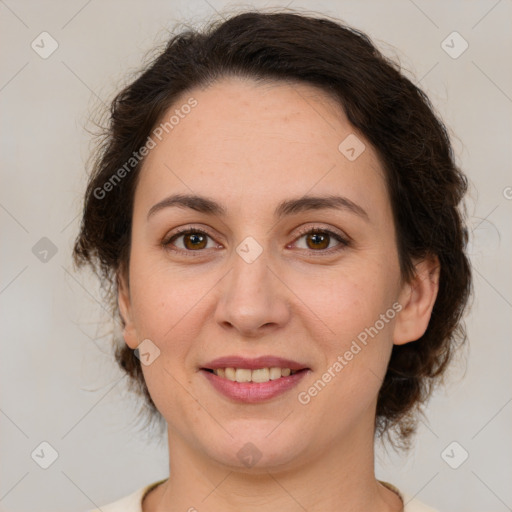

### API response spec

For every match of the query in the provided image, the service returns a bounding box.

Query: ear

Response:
[117,268,139,350]
[393,255,440,345]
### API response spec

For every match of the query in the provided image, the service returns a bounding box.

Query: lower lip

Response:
[201,369,309,403]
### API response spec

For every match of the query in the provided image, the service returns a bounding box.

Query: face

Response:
[119,77,437,472]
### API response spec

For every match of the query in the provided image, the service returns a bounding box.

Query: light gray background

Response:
[1,1,511,511]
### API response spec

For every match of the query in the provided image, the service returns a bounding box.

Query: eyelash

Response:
[162,225,350,257]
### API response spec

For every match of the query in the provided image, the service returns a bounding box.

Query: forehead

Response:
[135,77,389,220]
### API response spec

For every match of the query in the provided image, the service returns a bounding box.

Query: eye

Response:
[162,225,350,256]
[291,227,350,254]
[162,227,220,253]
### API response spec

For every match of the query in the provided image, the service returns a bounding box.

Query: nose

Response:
[213,246,291,338]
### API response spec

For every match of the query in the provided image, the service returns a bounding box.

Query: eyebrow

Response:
[147,193,369,222]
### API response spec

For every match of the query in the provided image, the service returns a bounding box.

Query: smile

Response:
[205,367,299,383]
[201,367,309,403]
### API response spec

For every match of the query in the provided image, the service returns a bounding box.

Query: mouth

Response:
[201,367,305,383]
[199,356,310,402]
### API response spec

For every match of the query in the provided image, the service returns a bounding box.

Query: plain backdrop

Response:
[1,1,511,511]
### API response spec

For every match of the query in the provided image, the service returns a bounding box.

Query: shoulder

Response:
[379,480,440,512]
[85,479,167,512]
[402,492,441,512]
[86,479,439,512]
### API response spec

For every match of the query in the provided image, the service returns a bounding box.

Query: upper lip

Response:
[202,356,309,371]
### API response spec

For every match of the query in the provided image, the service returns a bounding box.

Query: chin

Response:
[203,422,310,472]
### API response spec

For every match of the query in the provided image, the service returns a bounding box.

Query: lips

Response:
[200,355,310,402]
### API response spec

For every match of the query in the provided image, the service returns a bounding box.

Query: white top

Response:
[87,479,439,512]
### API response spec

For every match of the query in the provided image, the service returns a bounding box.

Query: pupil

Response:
[309,233,328,249]
[187,233,205,248]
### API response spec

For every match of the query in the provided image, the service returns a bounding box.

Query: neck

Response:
[144,418,403,512]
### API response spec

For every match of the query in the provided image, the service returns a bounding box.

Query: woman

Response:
[74,10,471,512]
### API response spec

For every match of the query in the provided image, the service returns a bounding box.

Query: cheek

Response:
[128,250,205,341]
[126,226,228,369]
[297,280,398,427]
[297,262,399,400]
[292,261,397,339]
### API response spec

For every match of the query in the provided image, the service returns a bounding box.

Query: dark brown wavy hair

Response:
[73,10,472,450]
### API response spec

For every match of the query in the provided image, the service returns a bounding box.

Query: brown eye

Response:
[293,227,349,253]
[182,232,207,250]
[305,232,330,250]
[163,229,215,252]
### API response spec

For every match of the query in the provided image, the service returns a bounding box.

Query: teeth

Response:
[235,368,252,382]
[225,367,236,381]
[269,367,282,380]
[213,367,297,383]
[252,368,269,383]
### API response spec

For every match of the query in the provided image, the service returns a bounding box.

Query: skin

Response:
[118,77,439,512]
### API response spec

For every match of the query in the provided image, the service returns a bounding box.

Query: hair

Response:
[73,9,472,450]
